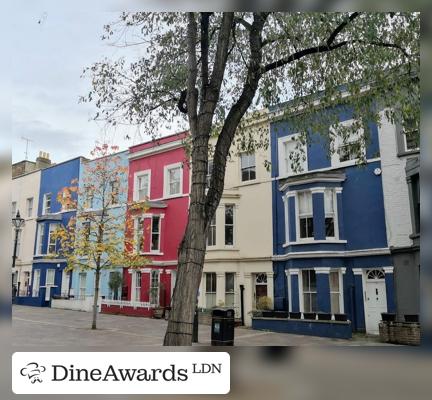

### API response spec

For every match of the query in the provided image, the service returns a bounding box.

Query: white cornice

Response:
[128,140,184,160]
[272,247,390,261]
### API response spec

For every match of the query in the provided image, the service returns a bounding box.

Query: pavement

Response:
[12,305,388,348]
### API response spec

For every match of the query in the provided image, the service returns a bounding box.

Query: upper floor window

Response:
[84,186,94,209]
[298,192,314,239]
[36,223,45,255]
[324,189,336,238]
[135,171,150,201]
[48,223,60,254]
[82,220,91,249]
[151,215,161,252]
[12,201,17,218]
[411,173,420,234]
[403,119,420,152]
[26,197,33,218]
[207,213,216,247]
[164,163,182,197]
[110,180,120,205]
[225,204,234,246]
[61,189,73,211]
[42,193,51,214]
[240,153,256,182]
[134,217,144,254]
[331,120,365,167]
[279,136,307,176]
[206,159,213,188]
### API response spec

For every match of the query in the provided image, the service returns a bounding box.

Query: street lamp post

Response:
[12,210,25,296]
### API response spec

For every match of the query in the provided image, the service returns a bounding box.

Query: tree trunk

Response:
[92,268,101,330]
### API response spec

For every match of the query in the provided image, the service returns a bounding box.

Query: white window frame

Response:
[84,185,95,210]
[224,204,235,246]
[207,212,216,247]
[134,217,144,254]
[47,223,59,254]
[330,119,366,167]
[296,191,314,241]
[403,129,420,152]
[135,270,142,302]
[79,272,87,300]
[150,270,160,305]
[278,134,308,177]
[133,170,151,202]
[12,201,17,218]
[225,272,235,308]
[329,269,344,315]
[26,197,33,218]
[205,272,217,309]
[32,269,41,297]
[46,268,55,286]
[150,215,161,253]
[36,223,45,255]
[43,193,52,214]
[240,152,256,182]
[163,162,183,198]
[299,269,318,313]
[324,189,339,239]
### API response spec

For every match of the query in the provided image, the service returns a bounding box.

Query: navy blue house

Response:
[16,157,84,307]
[260,103,395,338]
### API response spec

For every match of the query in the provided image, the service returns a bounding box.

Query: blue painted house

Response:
[66,150,129,311]
[17,157,84,307]
[256,102,395,338]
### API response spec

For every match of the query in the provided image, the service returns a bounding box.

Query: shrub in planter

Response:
[289,311,301,319]
[256,296,273,311]
[303,312,316,320]
[381,312,396,322]
[317,312,332,321]
[334,313,348,322]
[404,314,419,323]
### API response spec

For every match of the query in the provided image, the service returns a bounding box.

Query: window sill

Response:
[206,246,239,252]
[397,149,420,157]
[141,252,164,256]
[238,179,259,187]
[283,239,347,247]
[161,193,185,201]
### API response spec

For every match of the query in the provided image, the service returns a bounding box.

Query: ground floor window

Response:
[150,270,160,305]
[46,269,55,286]
[135,271,142,302]
[329,270,341,314]
[302,269,317,312]
[255,273,268,309]
[225,272,235,308]
[32,269,41,297]
[79,272,87,300]
[205,272,216,308]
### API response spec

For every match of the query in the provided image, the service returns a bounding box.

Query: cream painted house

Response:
[12,169,41,296]
[198,114,274,326]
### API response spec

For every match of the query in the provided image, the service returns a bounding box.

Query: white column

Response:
[285,270,291,312]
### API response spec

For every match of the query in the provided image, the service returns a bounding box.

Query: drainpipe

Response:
[240,285,245,326]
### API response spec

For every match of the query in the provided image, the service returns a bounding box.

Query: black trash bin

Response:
[211,308,235,346]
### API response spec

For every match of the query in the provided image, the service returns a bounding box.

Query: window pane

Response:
[225,273,235,292]
[329,271,339,291]
[325,217,335,237]
[309,270,316,291]
[324,190,334,213]
[306,217,314,238]
[331,293,340,314]
[302,270,309,291]
[304,293,311,312]
[298,192,312,214]
[225,226,233,245]
[311,293,318,312]
[225,206,233,224]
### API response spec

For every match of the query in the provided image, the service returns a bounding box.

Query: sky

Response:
[6,4,163,165]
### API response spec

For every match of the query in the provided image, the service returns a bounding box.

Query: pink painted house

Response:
[101,132,190,317]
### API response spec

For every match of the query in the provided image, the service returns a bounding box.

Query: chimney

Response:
[36,151,52,170]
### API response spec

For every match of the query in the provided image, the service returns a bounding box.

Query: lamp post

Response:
[12,210,25,296]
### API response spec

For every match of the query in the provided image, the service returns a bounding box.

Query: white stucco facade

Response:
[198,116,274,326]
[12,170,41,295]
[377,111,413,248]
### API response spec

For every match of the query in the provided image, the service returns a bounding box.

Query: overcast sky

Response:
[7,4,162,164]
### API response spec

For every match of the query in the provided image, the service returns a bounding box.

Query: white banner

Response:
[12,352,230,394]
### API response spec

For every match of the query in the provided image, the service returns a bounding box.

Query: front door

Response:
[254,273,268,308]
[364,269,387,334]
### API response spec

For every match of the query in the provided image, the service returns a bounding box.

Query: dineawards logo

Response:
[12,352,230,395]
[20,362,47,384]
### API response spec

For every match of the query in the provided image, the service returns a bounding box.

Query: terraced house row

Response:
[11,98,420,338]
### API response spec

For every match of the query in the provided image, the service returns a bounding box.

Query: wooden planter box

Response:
[379,321,420,346]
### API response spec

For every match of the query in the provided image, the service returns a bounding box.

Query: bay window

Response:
[151,215,161,252]
[329,270,342,314]
[207,213,216,247]
[225,272,235,308]
[135,271,142,302]
[134,217,144,254]
[205,272,216,308]
[150,270,159,305]
[224,204,234,245]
